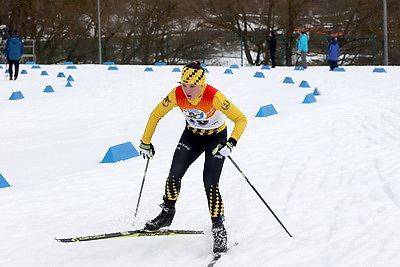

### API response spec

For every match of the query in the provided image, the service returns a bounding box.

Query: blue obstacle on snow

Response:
[0,174,10,188]
[261,65,271,70]
[108,66,118,70]
[43,85,54,93]
[144,67,154,72]
[100,142,139,163]
[20,70,28,74]
[65,81,73,87]
[64,61,74,65]
[313,87,321,96]
[41,70,48,76]
[201,63,207,68]
[25,61,36,65]
[302,93,317,104]
[230,64,239,69]
[373,67,386,73]
[205,68,209,73]
[67,65,77,69]
[224,68,233,74]
[299,80,310,88]
[154,62,166,66]
[172,67,181,72]
[283,76,294,84]
[294,66,304,71]
[104,61,115,65]
[253,72,265,78]
[67,75,74,81]
[333,67,345,72]
[0,66,3,69]
[255,104,278,117]
[57,72,66,78]
[9,91,24,100]
[31,65,41,69]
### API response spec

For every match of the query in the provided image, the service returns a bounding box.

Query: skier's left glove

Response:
[212,138,237,157]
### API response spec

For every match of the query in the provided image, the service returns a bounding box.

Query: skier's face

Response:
[182,83,202,101]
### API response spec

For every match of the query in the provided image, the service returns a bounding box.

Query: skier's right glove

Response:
[139,141,155,159]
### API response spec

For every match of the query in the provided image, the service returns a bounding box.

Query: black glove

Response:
[212,138,237,157]
[138,141,155,159]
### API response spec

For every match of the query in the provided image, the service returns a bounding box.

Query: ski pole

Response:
[133,158,150,224]
[227,155,293,238]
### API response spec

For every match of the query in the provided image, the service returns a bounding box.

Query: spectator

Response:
[4,30,24,80]
[297,31,308,69]
[327,37,340,71]
[267,31,277,68]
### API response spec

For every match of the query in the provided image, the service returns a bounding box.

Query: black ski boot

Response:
[212,220,228,253]
[144,203,176,231]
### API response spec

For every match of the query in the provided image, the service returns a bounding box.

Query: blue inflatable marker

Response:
[67,75,75,81]
[41,70,48,76]
[299,80,310,88]
[0,174,10,188]
[25,61,36,65]
[253,72,265,78]
[104,61,115,65]
[9,91,24,100]
[261,65,271,70]
[302,93,317,104]
[57,72,66,78]
[294,66,304,71]
[172,67,181,72]
[224,69,233,74]
[373,67,386,73]
[255,104,278,117]
[31,65,41,69]
[154,62,166,66]
[64,61,74,65]
[313,87,321,96]
[230,64,239,69]
[144,67,154,72]
[43,85,54,93]
[333,67,345,72]
[66,65,77,69]
[100,142,139,163]
[65,81,73,87]
[283,76,294,84]
[20,70,28,74]
[108,66,118,70]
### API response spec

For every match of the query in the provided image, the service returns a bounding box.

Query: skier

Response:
[138,61,247,253]
[4,30,24,80]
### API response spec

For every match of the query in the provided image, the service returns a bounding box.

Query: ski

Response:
[56,229,204,243]
[207,242,239,267]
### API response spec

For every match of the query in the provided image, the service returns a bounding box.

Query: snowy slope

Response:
[1,64,400,267]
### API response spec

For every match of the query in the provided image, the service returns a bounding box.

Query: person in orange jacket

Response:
[138,61,247,253]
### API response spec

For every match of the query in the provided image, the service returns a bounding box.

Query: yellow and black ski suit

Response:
[141,84,247,221]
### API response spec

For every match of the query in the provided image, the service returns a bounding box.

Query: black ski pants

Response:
[7,59,20,79]
[163,127,227,222]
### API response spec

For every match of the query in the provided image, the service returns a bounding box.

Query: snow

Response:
[1,63,400,267]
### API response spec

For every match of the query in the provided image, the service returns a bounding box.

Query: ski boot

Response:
[144,203,176,231]
[212,220,228,253]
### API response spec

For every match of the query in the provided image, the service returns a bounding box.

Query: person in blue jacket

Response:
[327,37,340,71]
[4,30,24,80]
[297,31,308,69]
